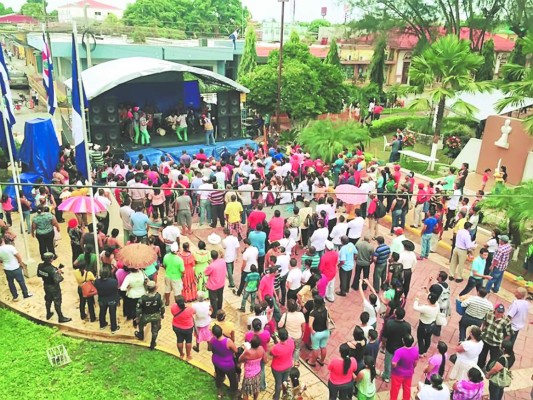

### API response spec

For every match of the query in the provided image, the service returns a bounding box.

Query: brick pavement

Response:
[1,169,532,399]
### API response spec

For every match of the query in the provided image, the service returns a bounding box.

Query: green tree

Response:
[20,0,44,19]
[324,39,341,68]
[289,30,300,44]
[0,2,14,15]
[299,120,370,163]
[497,33,533,134]
[368,35,386,93]
[407,35,489,170]
[503,40,527,82]
[307,19,331,38]
[238,25,257,79]
[475,39,495,81]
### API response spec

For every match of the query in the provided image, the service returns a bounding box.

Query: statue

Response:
[495,118,512,149]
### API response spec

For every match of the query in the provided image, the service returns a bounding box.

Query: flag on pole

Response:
[0,42,17,158]
[71,33,89,179]
[42,33,57,115]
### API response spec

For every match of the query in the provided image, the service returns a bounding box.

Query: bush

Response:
[367,116,421,137]
[299,120,370,163]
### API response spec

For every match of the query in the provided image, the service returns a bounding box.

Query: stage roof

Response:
[65,57,249,100]
[445,89,533,121]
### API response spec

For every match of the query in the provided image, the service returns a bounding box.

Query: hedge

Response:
[367,115,478,138]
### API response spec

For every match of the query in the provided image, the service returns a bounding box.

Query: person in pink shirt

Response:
[204,251,226,318]
[393,165,402,188]
[412,183,428,228]
[318,241,338,303]
[390,334,419,400]
[245,318,271,391]
[270,328,295,400]
[328,343,358,399]
[268,210,285,242]
[248,204,267,230]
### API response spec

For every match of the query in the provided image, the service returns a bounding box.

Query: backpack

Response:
[478,211,484,224]
[374,200,387,218]
[437,283,451,316]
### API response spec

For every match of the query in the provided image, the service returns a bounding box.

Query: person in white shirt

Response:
[286,259,303,301]
[279,229,296,257]
[399,240,417,298]
[222,228,240,288]
[234,239,259,297]
[276,246,291,305]
[238,178,254,223]
[198,177,214,226]
[347,209,365,245]
[310,220,329,256]
[413,291,439,356]
[0,237,32,301]
[119,198,135,244]
[160,220,180,253]
[329,215,348,248]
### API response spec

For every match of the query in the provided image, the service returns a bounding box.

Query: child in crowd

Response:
[240,265,261,312]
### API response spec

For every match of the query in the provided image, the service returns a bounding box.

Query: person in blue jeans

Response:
[419,211,438,259]
[485,235,513,294]
[0,237,32,301]
[201,114,215,146]
[308,296,331,367]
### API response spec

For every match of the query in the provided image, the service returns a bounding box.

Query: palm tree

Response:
[407,35,492,170]
[497,33,533,134]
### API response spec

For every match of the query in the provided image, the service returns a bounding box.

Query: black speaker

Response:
[218,91,240,117]
[90,123,121,147]
[90,96,118,125]
[217,116,231,139]
[230,117,241,137]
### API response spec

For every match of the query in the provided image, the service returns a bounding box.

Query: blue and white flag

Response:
[0,42,17,158]
[71,33,89,179]
[42,33,57,115]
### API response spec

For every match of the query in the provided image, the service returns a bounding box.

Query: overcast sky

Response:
[5,0,351,23]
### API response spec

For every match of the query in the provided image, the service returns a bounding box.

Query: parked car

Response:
[9,69,28,88]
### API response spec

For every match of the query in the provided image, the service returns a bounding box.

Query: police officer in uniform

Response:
[37,252,72,323]
[135,281,164,350]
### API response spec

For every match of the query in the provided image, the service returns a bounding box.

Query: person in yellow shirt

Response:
[73,263,96,322]
[224,194,243,238]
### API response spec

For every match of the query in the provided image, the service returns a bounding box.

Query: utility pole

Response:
[275,0,288,131]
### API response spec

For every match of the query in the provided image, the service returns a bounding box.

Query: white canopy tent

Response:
[64,56,249,100]
[445,89,533,121]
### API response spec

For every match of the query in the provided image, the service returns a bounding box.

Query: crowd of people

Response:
[0,137,529,400]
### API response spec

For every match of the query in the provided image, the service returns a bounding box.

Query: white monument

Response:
[494,118,512,149]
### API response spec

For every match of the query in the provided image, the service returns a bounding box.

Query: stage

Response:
[124,138,259,166]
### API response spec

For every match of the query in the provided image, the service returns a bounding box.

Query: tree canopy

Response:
[123,0,248,37]
[238,25,257,80]
[20,0,44,19]
[0,2,13,15]
[306,19,331,38]
[240,38,348,120]
[324,39,341,68]
[475,39,495,81]
[368,35,386,93]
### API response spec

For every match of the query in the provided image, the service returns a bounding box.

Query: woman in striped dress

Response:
[179,242,197,302]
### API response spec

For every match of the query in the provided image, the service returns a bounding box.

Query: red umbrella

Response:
[58,195,106,213]
[335,184,368,205]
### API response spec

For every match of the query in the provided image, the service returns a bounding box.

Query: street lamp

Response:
[275,0,289,132]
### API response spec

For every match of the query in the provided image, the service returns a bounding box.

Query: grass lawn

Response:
[0,309,219,400]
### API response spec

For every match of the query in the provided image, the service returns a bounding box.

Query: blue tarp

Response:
[18,118,60,181]
[125,139,258,166]
[3,172,48,210]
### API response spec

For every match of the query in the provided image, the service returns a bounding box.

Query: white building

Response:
[57,0,124,23]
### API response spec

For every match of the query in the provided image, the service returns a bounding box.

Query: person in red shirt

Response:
[302,154,314,174]
[270,328,295,400]
[171,295,196,360]
[393,165,402,189]
[412,183,429,228]
[248,204,267,230]
[319,241,339,303]
[195,149,208,162]
[314,159,324,175]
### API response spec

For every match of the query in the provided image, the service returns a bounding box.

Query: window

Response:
[94,11,102,16]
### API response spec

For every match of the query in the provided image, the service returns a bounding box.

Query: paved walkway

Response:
[1,168,531,399]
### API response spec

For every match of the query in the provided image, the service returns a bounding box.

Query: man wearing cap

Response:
[352,235,374,291]
[390,227,406,258]
[37,252,71,323]
[411,183,429,228]
[485,235,513,294]
[162,242,185,306]
[449,222,477,283]
[135,280,165,350]
[477,303,511,369]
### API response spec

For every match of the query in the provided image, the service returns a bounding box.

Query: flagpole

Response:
[0,103,30,261]
[72,21,101,273]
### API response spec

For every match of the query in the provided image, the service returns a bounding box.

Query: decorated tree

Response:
[238,25,257,79]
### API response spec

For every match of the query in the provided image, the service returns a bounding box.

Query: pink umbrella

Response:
[58,195,107,213]
[335,184,368,205]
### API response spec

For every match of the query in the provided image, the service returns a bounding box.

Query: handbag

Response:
[489,356,512,388]
[326,310,336,331]
[81,271,98,298]
[435,312,448,327]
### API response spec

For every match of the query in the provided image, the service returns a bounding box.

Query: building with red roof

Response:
[58,0,124,23]
[0,14,39,24]
[256,44,329,61]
